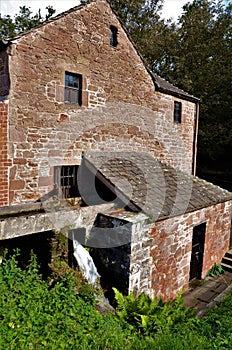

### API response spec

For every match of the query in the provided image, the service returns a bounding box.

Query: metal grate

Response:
[54,165,79,198]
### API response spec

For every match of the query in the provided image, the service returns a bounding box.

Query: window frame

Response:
[64,71,82,106]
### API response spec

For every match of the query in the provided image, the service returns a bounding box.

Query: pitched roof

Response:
[151,72,200,102]
[83,151,232,221]
[0,0,199,103]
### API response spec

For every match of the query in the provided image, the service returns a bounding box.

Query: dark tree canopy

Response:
[173,0,232,170]
[110,0,232,172]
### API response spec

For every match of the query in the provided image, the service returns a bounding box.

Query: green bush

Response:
[0,252,149,349]
[206,263,224,277]
[0,252,232,349]
[113,287,197,335]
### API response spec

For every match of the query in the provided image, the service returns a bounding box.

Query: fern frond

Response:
[112,287,125,310]
[140,314,150,328]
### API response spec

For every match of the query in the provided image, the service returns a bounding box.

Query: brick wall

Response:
[0,100,10,206]
[150,200,232,301]
[4,0,196,205]
[88,201,232,301]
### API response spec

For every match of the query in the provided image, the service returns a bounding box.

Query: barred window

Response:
[65,72,82,106]
[174,101,182,123]
[54,165,80,198]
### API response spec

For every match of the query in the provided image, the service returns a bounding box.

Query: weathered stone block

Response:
[10,179,25,190]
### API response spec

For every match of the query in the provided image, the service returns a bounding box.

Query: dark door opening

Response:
[0,231,54,278]
[189,222,206,281]
[90,244,131,305]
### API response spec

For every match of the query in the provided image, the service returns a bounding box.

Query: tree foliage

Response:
[174,0,232,170]
[110,0,232,172]
[109,0,170,68]
[0,5,55,39]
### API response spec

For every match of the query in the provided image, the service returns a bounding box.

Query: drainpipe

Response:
[192,101,200,176]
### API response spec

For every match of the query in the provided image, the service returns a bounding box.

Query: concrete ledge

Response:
[197,282,232,318]
[0,202,115,240]
[0,199,83,219]
[0,202,44,218]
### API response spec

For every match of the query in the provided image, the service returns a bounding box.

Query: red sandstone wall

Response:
[5,0,196,205]
[150,200,232,301]
[0,101,11,206]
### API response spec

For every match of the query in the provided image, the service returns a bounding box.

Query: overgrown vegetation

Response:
[207,263,224,277]
[113,287,196,335]
[0,252,232,349]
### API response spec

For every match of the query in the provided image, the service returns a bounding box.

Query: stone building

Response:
[0,0,231,300]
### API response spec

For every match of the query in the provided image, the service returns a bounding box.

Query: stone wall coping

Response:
[0,202,44,219]
[0,200,115,220]
[0,200,83,219]
[102,209,150,224]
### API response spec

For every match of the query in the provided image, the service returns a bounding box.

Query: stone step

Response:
[221,262,232,273]
[225,250,232,260]
[222,256,232,267]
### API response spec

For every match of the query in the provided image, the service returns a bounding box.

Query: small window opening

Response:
[65,72,82,106]
[110,25,118,48]
[174,101,182,123]
[54,165,80,198]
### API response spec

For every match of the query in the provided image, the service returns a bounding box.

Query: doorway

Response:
[189,222,206,281]
[0,231,54,278]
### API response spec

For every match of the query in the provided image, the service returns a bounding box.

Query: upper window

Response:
[174,101,182,123]
[54,165,80,199]
[110,25,118,48]
[65,72,82,106]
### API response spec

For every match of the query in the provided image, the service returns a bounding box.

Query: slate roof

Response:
[0,0,199,103]
[83,152,232,221]
[151,73,200,102]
